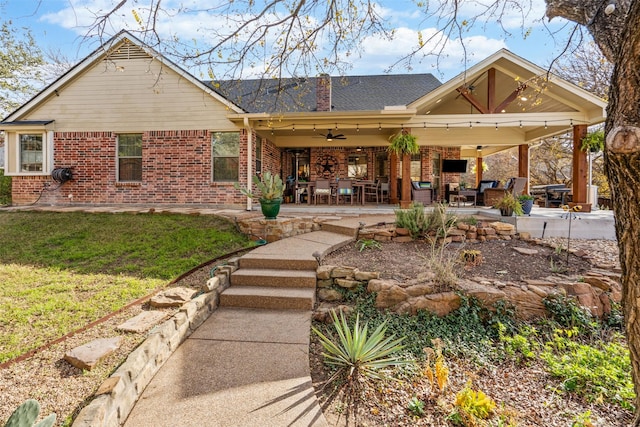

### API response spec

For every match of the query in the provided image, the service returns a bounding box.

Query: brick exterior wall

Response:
[10,128,459,206]
[12,130,249,206]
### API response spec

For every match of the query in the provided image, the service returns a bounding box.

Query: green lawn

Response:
[0,211,252,363]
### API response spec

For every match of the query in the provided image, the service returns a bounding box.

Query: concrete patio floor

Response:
[1,201,616,240]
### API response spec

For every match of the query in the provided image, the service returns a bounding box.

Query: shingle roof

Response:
[205,74,442,113]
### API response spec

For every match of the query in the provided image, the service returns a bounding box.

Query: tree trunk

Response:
[600,1,640,423]
[547,0,640,422]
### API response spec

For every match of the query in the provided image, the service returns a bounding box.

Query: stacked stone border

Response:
[315,222,622,322]
[71,263,239,427]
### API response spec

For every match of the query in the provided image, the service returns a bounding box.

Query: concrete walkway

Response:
[123,223,360,427]
[123,308,326,426]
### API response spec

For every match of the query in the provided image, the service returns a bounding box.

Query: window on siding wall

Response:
[212,132,239,181]
[118,133,143,182]
[19,134,44,172]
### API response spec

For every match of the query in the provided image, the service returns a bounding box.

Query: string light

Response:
[495,123,498,130]
[356,124,360,132]
[378,123,382,131]
[446,124,450,131]
[469,121,473,128]
[292,124,295,131]
[519,121,523,128]
[544,121,548,129]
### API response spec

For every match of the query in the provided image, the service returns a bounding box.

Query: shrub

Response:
[543,294,596,335]
[540,329,634,409]
[394,202,430,238]
[450,381,496,424]
[0,168,11,206]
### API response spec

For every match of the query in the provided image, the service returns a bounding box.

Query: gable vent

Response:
[105,39,152,61]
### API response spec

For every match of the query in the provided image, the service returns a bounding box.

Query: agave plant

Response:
[313,310,411,383]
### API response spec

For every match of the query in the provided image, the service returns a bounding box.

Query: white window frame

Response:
[4,130,53,176]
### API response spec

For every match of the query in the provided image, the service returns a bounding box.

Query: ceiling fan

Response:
[315,129,347,141]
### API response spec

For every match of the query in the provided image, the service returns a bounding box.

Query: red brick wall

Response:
[12,130,248,206]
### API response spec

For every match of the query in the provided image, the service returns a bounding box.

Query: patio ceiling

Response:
[228,50,607,154]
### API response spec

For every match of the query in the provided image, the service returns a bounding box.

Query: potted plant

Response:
[388,132,419,208]
[388,132,419,156]
[518,194,535,215]
[580,129,605,152]
[494,192,523,216]
[235,171,284,219]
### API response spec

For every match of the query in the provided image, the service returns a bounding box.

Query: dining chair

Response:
[313,179,332,204]
[335,179,354,205]
[379,181,390,203]
[363,180,379,203]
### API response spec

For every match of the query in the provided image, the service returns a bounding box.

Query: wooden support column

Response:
[390,151,399,204]
[475,152,484,187]
[401,153,412,207]
[572,124,588,203]
[518,144,529,193]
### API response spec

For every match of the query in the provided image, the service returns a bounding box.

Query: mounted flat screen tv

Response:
[442,159,468,173]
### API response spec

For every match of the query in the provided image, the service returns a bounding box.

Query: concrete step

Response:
[231,268,317,288]
[320,222,360,237]
[239,253,318,271]
[220,286,315,310]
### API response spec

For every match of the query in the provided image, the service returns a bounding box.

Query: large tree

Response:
[57,0,640,421]
[0,20,44,118]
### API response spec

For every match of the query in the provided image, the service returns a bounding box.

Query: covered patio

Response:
[229,49,606,210]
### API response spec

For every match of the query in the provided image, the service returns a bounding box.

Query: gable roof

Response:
[208,73,442,113]
[410,49,606,120]
[3,31,244,122]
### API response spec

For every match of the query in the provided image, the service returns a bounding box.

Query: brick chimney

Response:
[316,73,331,111]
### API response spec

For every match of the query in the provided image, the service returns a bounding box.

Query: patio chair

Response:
[472,180,499,206]
[363,180,380,203]
[313,179,332,204]
[335,179,354,204]
[411,181,433,206]
[379,181,390,203]
[484,177,528,207]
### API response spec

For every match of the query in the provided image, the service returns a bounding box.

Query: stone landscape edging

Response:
[71,263,238,427]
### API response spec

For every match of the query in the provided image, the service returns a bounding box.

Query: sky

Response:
[2,0,577,83]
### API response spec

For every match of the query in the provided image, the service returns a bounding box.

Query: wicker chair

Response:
[411,181,433,205]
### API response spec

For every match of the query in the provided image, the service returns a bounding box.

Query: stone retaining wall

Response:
[314,222,622,321]
[71,264,238,427]
[236,216,332,242]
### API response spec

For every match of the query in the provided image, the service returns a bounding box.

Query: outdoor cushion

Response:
[478,180,498,193]
[315,188,331,194]
[418,182,432,188]
[338,188,352,195]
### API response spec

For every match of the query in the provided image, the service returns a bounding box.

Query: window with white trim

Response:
[117,133,142,182]
[211,132,239,182]
[19,133,44,172]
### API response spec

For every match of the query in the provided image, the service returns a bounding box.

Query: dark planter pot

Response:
[520,199,534,215]
[259,198,282,219]
[500,207,513,217]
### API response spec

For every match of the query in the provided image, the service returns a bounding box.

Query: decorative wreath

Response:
[315,154,338,178]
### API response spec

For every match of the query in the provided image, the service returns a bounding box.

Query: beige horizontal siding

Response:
[26,58,238,132]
